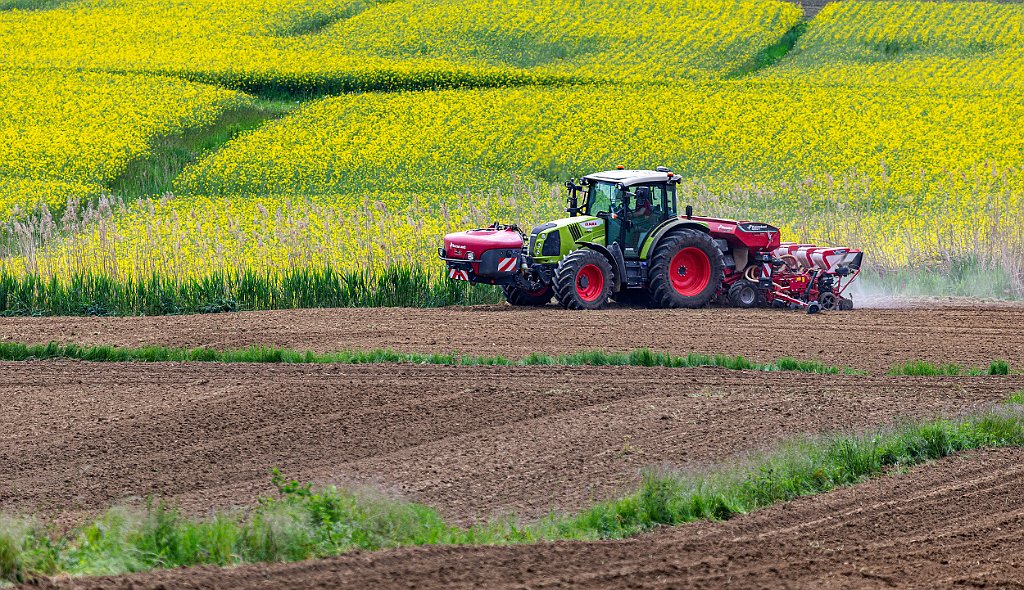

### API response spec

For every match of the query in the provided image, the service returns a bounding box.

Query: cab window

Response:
[585,181,615,216]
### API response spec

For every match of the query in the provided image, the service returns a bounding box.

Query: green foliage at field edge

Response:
[4,408,1024,584]
[0,266,502,315]
[0,341,853,374]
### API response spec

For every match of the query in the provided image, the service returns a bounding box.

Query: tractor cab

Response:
[569,167,681,258]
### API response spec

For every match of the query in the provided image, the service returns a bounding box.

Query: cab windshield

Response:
[584,181,619,216]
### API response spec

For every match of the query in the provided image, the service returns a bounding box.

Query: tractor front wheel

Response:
[648,230,724,308]
[553,249,614,310]
[502,284,553,306]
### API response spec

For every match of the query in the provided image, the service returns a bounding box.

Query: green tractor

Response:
[440,167,784,310]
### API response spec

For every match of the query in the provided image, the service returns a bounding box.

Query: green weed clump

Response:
[5,409,1024,584]
[1004,390,1024,405]
[887,359,1014,376]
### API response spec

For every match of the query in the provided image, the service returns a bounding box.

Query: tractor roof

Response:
[583,169,673,187]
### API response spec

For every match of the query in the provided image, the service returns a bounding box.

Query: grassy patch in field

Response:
[0,341,853,374]
[0,0,64,9]
[887,359,1013,377]
[729,20,808,78]
[5,408,1024,584]
[108,99,299,200]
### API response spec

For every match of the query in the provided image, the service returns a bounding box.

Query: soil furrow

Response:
[1,360,1020,525]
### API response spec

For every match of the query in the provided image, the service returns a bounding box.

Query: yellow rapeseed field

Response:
[0,68,243,217]
[776,1,1024,89]
[0,0,800,88]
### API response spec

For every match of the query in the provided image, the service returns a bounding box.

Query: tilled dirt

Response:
[30,447,1024,590]
[1,361,1020,524]
[1,305,1022,373]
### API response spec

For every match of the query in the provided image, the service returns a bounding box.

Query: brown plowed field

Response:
[31,447,1024,590]
[2,361,1020,524]
[1,305,1022,373]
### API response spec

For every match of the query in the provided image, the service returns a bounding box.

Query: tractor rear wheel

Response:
[648,230,724,308]
[502,284,553,306]
[553,249,614,310]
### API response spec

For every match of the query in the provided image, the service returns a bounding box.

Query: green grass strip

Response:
[5,403,1024,583]
[0,342,854,374]
[887,359,1013,376]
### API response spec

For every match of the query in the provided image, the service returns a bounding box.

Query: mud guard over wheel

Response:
[553,249,614,310]
[648,230,725,308]
[502,284,553,306]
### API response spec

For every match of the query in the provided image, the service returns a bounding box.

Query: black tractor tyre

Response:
[502,284,553,306]
[839,296,854,311]
[553,249,614,310]
[728,280,765,308]
[611,288,651,307]
[648,230,725,309]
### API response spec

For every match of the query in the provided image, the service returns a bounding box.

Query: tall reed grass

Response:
[0,266,500,315]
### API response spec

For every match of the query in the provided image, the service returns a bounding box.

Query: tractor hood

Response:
[528,215,606,260]
[530,215,600,233]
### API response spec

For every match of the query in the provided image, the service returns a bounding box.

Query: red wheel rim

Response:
[576,264,605,302]
[669,247,711,296]
[526,286,549,297]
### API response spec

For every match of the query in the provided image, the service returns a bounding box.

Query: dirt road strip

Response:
[1,305,1022,373]
[28,447,1024,590]
[1,361,1019,523]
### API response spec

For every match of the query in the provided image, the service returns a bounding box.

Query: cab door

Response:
[620,184,667,258]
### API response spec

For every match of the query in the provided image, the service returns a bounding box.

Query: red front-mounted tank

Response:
[441,226,525,279]
[442,227,524,260]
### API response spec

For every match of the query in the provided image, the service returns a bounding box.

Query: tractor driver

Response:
[632,189,654,219]
[630,187,657,233]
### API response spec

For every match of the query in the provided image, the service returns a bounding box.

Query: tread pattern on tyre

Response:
[648,230,725,309]
[502,285,552,306]
[553,249,614,310]
[728,279,765,308]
